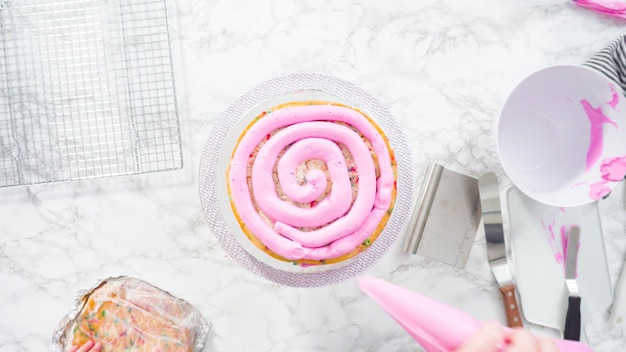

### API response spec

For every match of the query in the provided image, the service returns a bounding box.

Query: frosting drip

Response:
[228,104,394,261]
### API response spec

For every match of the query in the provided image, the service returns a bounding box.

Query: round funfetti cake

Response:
[227,100,397,266]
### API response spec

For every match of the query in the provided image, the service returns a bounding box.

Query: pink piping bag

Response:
[573,0,626,19]
[358,276,593,352]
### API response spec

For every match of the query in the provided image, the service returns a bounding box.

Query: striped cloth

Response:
[583,35,626,96]
[583,35,626,186]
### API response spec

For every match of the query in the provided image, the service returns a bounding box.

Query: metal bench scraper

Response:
[403,163,482,268]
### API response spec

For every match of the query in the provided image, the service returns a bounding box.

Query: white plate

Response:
[506,186,613,337]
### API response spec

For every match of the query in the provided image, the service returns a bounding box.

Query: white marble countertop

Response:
[2,0,626,351]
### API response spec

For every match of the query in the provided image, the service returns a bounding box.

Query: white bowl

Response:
[497,64,626,207]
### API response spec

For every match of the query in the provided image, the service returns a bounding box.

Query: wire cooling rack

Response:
[0,0,182,188]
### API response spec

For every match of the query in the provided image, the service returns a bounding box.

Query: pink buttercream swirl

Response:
[228,104,394,261]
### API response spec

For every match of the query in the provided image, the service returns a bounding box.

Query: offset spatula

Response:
[478,173,523,328]
[564,225,582,341]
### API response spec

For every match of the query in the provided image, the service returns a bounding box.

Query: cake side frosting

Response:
[227,101,397,265]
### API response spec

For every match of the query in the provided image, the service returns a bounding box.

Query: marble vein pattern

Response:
[1,0,626,351]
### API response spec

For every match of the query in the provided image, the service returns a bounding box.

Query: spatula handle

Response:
[500,284,524,328]
[564,296,582,341]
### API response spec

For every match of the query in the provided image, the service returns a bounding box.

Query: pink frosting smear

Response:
[228,105,394,261]
[607,84,621,109]
[574,0,626,19]
[543,217,581,277]
[577,83,625,200]
[586,154,626,200]
[358,275,593,352]
[561,225,568,267]
[600,156,626,181]
[589,180,611,200]
[581,96,617,171]
[561,225,581,278]
[544,219,565,265]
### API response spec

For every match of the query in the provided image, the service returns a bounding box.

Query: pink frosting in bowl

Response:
[497,64,626,207]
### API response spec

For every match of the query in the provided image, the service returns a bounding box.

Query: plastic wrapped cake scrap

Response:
[52,276,211,352]
[574,0,626,18]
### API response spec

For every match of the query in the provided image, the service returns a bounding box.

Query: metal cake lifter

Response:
[403,163,481,269]
[478,172,523,328]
